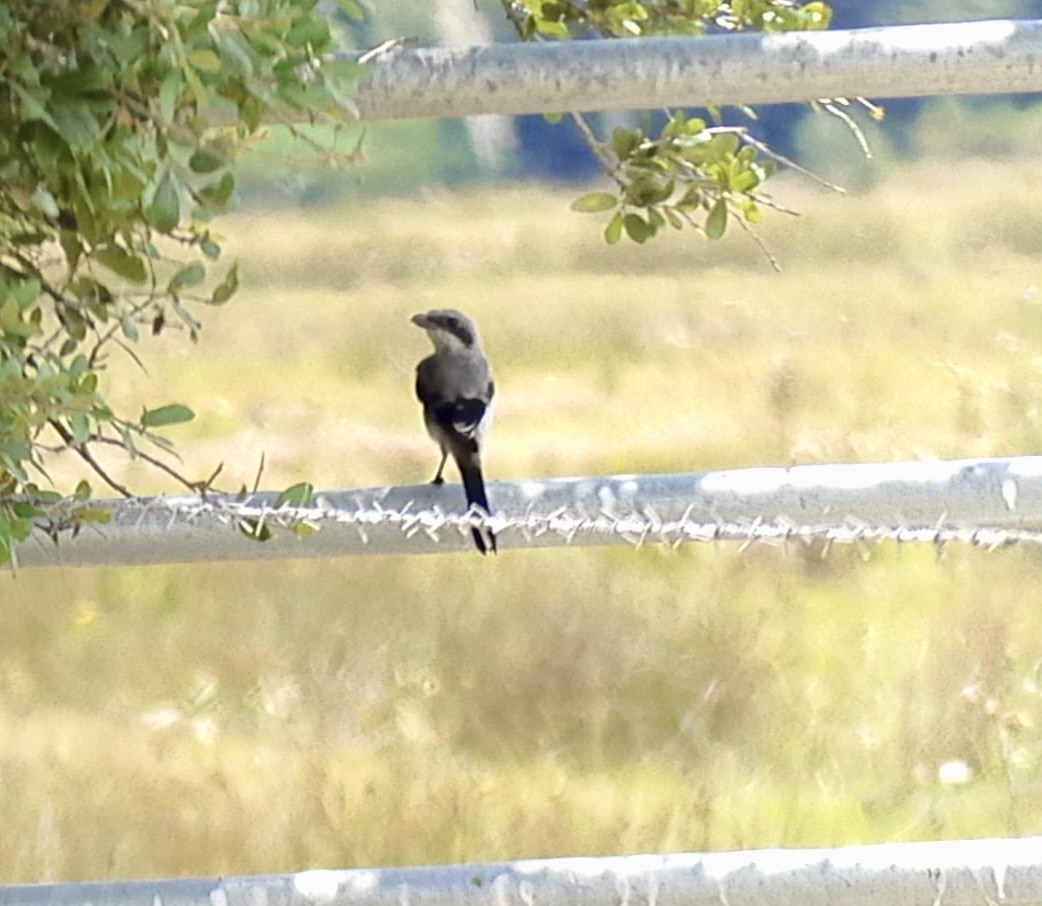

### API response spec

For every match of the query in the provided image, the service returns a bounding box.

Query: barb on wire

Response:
[102,497,1042,549]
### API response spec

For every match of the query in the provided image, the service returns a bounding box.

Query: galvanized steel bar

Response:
[349,19,1042,121]
[5,836,1042,906]
[11,455,1042,567]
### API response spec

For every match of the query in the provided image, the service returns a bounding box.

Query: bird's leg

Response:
[432,450,448,485]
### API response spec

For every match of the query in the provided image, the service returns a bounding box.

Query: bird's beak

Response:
[411,312,433,329]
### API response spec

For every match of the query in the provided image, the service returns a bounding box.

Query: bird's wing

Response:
[431,396,488,451]
[416,355,493,450]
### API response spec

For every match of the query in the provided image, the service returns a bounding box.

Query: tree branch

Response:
[47,420,133,498]
[89,433,209,495]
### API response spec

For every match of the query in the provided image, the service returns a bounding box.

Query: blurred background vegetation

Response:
[6,0,1042,887]
[238,0,1042,204]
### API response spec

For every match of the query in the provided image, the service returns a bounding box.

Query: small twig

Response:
[745,191,801,217]
[113,338,148,373]
[856,96,886,120]
[569,111,627,189]
[675,206,703,234]
[500,0,528,37]
[88,433,202,494]
[819,100,873,159]
[252,452,266,494]
[500,3,625,191]
[730,206,782,272]
[89,295,155,368]
[739,129,848,194]
[48,420,133,498]
[357,37,419,64]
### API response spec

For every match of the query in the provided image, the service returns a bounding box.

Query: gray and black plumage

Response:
[412,308,497,555]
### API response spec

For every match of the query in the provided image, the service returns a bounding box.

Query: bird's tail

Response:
[459,459,496,555]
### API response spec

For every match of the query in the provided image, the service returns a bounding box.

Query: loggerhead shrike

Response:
[412,309,497,554]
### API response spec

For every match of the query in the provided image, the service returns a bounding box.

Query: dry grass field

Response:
[4,157,1042,882]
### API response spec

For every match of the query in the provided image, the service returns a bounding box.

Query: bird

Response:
[412,308,497,555]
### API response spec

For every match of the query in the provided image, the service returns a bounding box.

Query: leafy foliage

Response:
[0,0,360,564]
[511,0,831,38]
[503,0,835,249]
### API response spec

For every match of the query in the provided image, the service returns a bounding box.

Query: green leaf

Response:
[801,2,833,28]
[571,191,617,214]
[730,169,760,193]
[189,147,227,174]
[73,480,92,501]
[0,298,21,332]
[210,263,239,305]
[277,482,314,507]
[238,517,272,542]
[95,246,148,283]
[716,133,741,156]
[705,197,728,240]
[197,172,235,209]
[200,235,222,260]
[627,176,673,207]
[535,19,570,38]
[69,277,113,306]
[32,187,60,220]
[212,31,255,77]
[49,99,104,150]
[604,211,624,245]
[611,127,641,158]
[335,0,365,18]
[70,412,91,443]
[187,49,222,73]
[11,278,41,307]
[286,14,330,49]
[120,313,139,341]
[148,169,181,232]
[182,60,210,108]
[141,404,195,428]
[71,506,112,525]
[12,501,40,519]
[623,213,651,244]
[11,83,58,130]
[168,262,206,294]
[158,70,182,124]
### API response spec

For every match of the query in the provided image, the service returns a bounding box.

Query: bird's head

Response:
[411,309,479,353]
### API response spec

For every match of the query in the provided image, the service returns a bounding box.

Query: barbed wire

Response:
[51,494,1042,551]
[211,497,1042,550]
[15,456,1042,566]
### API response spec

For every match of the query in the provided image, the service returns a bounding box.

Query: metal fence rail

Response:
[5,836,1042,906]
[13,455,1042,567]
[348,18,1042,121]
